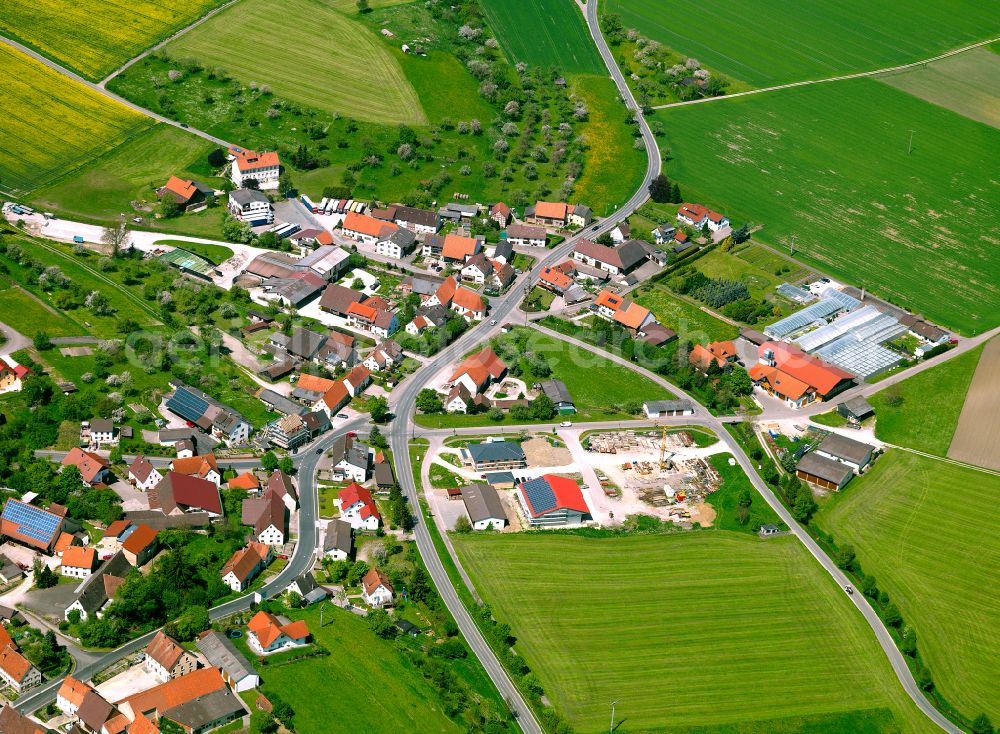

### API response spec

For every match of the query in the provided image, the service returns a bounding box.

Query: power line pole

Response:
[907,129,915,155]
[609,700,618,733]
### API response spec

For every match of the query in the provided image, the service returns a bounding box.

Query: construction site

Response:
[582,429,725,527]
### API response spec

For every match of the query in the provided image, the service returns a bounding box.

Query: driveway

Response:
[109,480,148,513]
[0,322,30,357]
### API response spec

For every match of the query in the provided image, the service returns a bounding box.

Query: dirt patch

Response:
[521,436,572,466]
[689,501,716,528]
[59,346,93,356]
[948,337,1000,470]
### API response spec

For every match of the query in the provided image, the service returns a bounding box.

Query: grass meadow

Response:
[570,74,647,211]
[631,283,740,342]
[480,0,604,74]
[253,605,465,734]
[0,44,152,195]
[166,0,424,125]
[878,47,1000,131]
[0,287,80,338]
[30,124,222,228]
[604,0,1000,87]
[0,0,223,80]
[655,79,1000,335]
[816,450,1000,722]
[870,346,983,454]
[455,532,939,733]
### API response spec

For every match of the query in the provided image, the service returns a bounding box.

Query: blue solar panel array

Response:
[166,386,209,423]
[520,477,556,515]
[2,500,61,544]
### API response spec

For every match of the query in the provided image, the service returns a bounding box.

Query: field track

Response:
[947,337,1000,469]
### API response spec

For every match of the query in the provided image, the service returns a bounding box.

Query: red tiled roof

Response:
[339,483,380,520]
[678,202,708,222]
[296,374,337,394]
[62,545,96,570]
[343,365,371,390]
[518,474,589,517]
[343,211,398,238]
[534,201,568,220]
[346,301,377,322]
[117,667,225,715]
[449,347,506,389]
[0,646,34,683]
[539,267,572,291]
[232,148,280,172]
[452,287,485,313]
[161,176,197,202]
[171,454,218,480]
[62,447,109,484]
[248,611,309,647]
[434,276,459,306]
[122,524,157,557]
[362,567,392,596]
[321,381,350,411]
[748,363,811,401]
[228,472,260,491]
[442,234,478,261]
[105,520,131,539]
[759,341,854,396]
[144,631,187,672]
[58,676,92,708]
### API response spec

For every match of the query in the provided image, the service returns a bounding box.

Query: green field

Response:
[252,605,465,733]
[869,347,983,454]
[604,0,1000,87]
[656,79,1000,335]
[480,0,604,74]
[166,0,424,125]
[0,0,222,80]
[456,532,937,733]
[879,47,1000,131]
[816,450,1000,721]
[415,328,673,427]
[571,74,647,210]
[0,287,80,338]
[30,124,221,229]
[631,283,740,342]
[0,44,153,195]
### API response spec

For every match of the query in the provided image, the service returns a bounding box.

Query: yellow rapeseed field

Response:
[0,0,222,80]
[0,44,152,194]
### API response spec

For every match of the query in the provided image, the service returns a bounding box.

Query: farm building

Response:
[813,433,875,473]
[795,452,854,490]
[764,289,861,339]
[504,223,547,247]
[1,498,64,552]
[643,400,695,418]
[461,484,508,530]
[593,290,657,333]
[749,342,854,408]
[837,396,874,422]
[196,630,259,693]
[573,239,649,276]
[157,176,213,207]
[460,440,527,472]
[165,381,251,445]
[517,475,591,527]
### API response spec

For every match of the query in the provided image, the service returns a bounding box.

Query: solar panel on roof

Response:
[521,477,556,515]
[2,500,61,542]
[167,387,209,423]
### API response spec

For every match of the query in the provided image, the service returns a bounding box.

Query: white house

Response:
[0,648,41,692]
[461,254,493,285]
[375,229,417,259]
[128,455,163,492]
[228,189,273,225]
[230,147,280,190]
[87,419,118,446]
[169,454,222,488]
[196,631,260,693]
[361,568,394,607]
[60,546,97,579]
[247,611,310,655]
[335,483,380,531]
[220,542,272,593]
[329,434,371,482]
[323,518,353,561]
[461,484,508,531]
[143,631,199,682]
[504,224,546,248]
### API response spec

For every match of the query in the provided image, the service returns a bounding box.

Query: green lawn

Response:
[0,287,81,338]
[604,0,1000,87]
[869,346,983,454]
[706,452,782,532]
[254,605,464,733]
[655,79,1000,335]
[166,0,423,125]
[415,328,673,427]
[480,0,604,74]
[631,283,740,342]
[811,410,851,428]
[815,450,1000,722]
[455,532,938,733]
[30,124,223,230]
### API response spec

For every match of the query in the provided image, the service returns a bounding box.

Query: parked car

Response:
[336,413,348,419]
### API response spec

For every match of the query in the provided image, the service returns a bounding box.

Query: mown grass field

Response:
[480,0,604,74]
[656,79,1000,335]
[0,287,80,338]
[0,0,222,80]
[30,124,221,226]
[253,605,464,734]
[604,0,999,87]
[0,44,152,195]
[166,0,424,125]
[870,346,983,454]
[455,532,938,733]
[631,283,740,342]
[815,450,1000,722]
[879,47,1000,131]
[571,74,646,210]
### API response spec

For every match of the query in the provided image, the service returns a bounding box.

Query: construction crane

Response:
[658,423,669,470]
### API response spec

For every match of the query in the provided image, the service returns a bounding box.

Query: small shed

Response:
[837,396,875,422]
